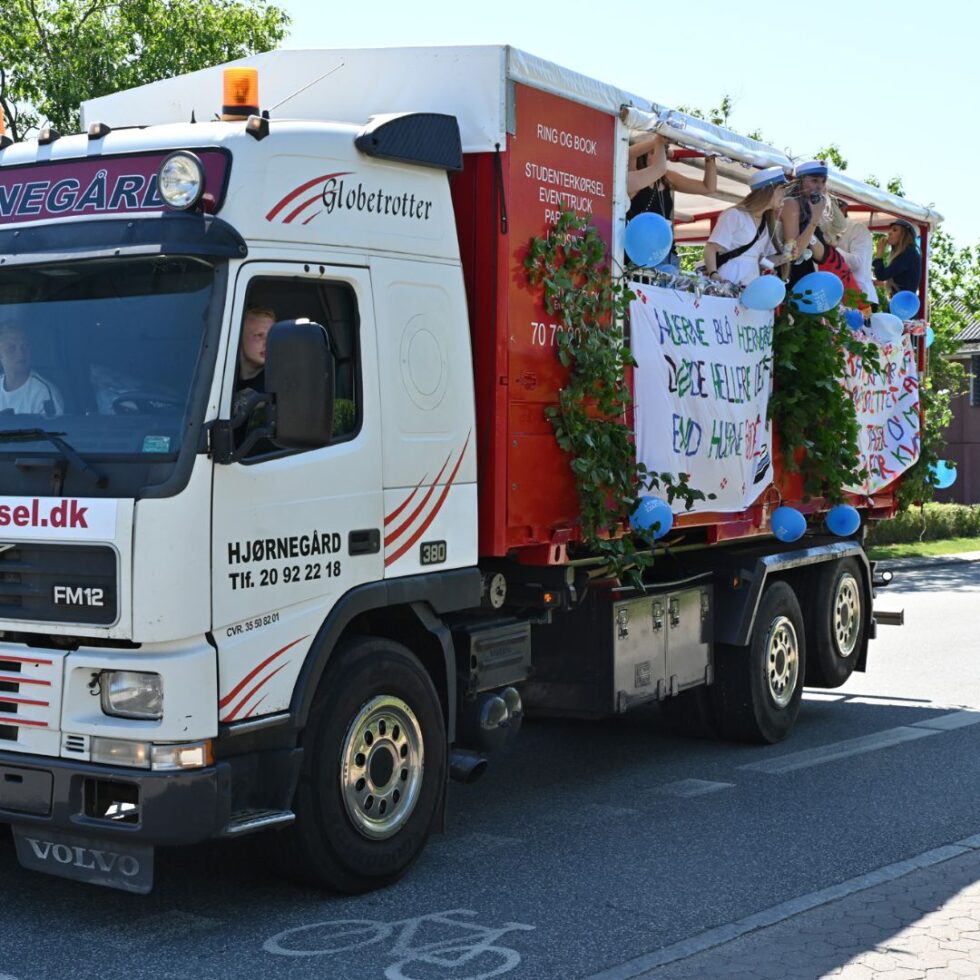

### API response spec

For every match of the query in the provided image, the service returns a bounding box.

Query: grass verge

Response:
[867,536,980,561]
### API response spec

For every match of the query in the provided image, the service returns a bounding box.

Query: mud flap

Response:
[12,825,154,894]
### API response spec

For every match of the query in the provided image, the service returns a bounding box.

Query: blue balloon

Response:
[889,290,920,321]
[843,308,865,331]
[771,506,806,543]
[870,312,904,345]
[790,271,845,314]
[624,213,673,268]
[826,504,861,537]
[930,460,957,490]
[925,325,935,348]
[741,275,786,311]
[630,496,674,539]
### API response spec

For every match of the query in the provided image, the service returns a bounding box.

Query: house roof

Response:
[948,298,980,343]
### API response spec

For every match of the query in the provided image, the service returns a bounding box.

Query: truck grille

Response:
[0,652,62,744]
[0,544,117,626]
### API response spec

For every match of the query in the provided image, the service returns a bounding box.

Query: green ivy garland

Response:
[768,291,882,501]
[524,211,706,586]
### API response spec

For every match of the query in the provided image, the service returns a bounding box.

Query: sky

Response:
[278,0,978,246]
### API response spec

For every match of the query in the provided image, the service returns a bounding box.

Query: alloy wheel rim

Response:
[834,574,861,658]
[766,615,799,708]
[340,695,424,840]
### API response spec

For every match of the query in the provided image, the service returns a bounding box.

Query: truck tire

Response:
[277,635,446,893]
[804,557,866,689]
[709,580,806,744]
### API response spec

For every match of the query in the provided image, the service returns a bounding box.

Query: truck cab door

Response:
[210,261,382,723]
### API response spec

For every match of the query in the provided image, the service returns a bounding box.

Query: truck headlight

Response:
[100,670,163,720]
[89,738,211,770]
[158,150,205,210]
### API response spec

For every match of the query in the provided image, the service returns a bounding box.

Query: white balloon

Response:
[869,312,903,345]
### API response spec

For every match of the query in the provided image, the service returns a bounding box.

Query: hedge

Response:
[865,503,980,546]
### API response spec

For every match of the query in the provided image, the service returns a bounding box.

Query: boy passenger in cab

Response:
[232,305,276,454]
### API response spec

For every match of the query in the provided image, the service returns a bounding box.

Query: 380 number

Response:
[420,540,447,565]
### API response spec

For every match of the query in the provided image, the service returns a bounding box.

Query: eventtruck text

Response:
[0,498,89,529]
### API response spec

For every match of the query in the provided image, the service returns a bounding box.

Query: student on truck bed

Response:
[833,199,879,310]
[0,321,63,417]
[626,132,717,267]
[702,166,787,286]
[779,159,830,286]
[873,218,921,296]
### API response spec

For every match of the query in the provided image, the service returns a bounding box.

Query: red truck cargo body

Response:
[451,83,902,564]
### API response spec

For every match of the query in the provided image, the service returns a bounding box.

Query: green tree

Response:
[896,228,977,507]
[0,0,290,140]
[813,143,848,171]
[677,95,733,128]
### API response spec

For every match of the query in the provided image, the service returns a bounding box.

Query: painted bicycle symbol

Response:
[263,907,535,980]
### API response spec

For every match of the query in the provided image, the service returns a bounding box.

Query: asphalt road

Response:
[0,557,978,980]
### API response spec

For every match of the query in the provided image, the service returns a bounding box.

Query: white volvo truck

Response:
[0,47,935,893]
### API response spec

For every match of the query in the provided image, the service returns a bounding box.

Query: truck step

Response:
[221,808,295,837]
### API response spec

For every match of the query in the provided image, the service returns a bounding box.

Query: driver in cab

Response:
[0,321,63,417]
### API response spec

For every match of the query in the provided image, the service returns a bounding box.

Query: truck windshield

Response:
[0,255,216,458]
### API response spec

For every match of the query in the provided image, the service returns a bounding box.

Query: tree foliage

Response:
[0,0,290,139]
[895,229,975,507]
[769,295,881,501]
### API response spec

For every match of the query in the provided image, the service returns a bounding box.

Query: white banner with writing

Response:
[630,284,774,513]
[842,336,920,494]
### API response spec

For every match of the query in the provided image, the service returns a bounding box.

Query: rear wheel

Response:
[804,557,866,688]
[277,636,446,893]
[710,580,806,744]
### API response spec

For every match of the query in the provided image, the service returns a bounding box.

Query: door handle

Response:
[348,529,380,555]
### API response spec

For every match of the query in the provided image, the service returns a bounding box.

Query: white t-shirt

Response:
[709,208,777,286]
[836,221,877,304]
[0,372,64,417]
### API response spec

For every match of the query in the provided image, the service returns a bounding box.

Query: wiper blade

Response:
[0,428,108,488]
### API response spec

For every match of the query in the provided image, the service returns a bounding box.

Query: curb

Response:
[585,833,980,979]
[868,551,980,573]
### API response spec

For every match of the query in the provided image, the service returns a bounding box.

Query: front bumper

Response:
[0,750,232,846]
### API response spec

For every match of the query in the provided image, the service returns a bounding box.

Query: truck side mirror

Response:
[266,319,335,449]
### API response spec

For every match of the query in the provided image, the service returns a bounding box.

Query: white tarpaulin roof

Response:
[620,106,942,235]
[81,44,941,231]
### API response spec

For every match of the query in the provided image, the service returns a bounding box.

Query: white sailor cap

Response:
[795,159,829,178]
[750,166,788,190]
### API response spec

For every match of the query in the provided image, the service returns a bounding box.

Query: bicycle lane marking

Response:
[263,908,535,979]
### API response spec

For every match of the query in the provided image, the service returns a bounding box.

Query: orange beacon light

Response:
[222,67,259,121]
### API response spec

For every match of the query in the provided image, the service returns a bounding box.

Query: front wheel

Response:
[277,636,446,893]
[710,580,806,744]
